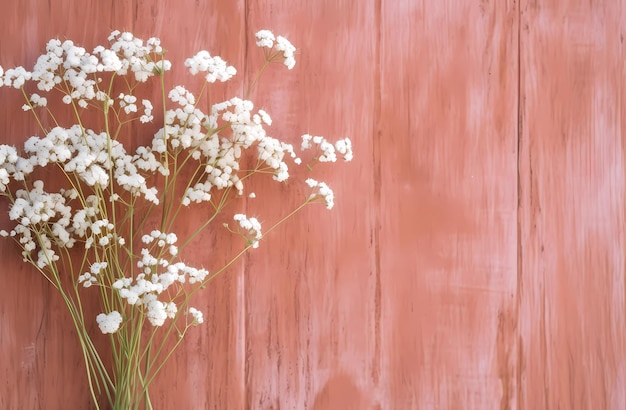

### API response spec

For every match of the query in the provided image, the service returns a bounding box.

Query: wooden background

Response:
[1,0,625,409]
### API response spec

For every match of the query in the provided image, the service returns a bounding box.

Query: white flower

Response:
[188,307,204,324]
[255,30,296,69]
[275,36,296,69]
[78,272,97,287]
[146,299,167,326]
[3,66,32,88]
[255,30,275,48]
[300,134,347,162]
[96,311,123,334]
[185,51,236,83]
[25,93,48,109]
[118,93,138,114]
[165,302,177,319]
[91,261,108,274]
[306,178,335,209]
[335,138,353,161]
[140,99,153,123]
[233,213,262,248]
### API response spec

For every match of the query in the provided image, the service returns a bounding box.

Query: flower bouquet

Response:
[0,29,351,409]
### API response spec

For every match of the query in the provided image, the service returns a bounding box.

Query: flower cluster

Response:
[185,50,237,83]
[301,134,353,162]
[96,311,123,334]
[255,30,297,69]
[306,178,335,209]
[106,229,208,327]
[233,214,263,248]
[0,29,352,335]
[78,261,108,287]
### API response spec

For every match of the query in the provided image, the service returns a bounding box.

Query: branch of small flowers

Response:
[20,87,47,134]
[135,198,322,383]
[133,189,265,388]
[159,131,246,235]
[158,125,223,180]
[139,313,182,381]
[188,195,316,294]
[21,248,58,289]
[152,83,226,229]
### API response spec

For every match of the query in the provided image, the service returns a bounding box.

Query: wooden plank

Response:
[0,1,247,408]
[518,1,626,408]
[132,1,247,408]
[378,1,519,408]
[242,1,380,409]
[4,1,625,408]
[0,3,137,408]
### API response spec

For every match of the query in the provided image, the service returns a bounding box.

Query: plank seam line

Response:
[371,0,383,393]
[515,1,524,409]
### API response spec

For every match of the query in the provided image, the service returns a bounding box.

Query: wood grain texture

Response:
[1,0,625,409]
[243,1,379,409]
[518,1,626,408]
[377,1,519,408]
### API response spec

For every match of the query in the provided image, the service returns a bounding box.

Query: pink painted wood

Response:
[0,1,624,409]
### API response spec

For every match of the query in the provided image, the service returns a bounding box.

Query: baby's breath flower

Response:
[334,138,353,161]
[255,30,296,69]
[306,178,335,209]
[146,298,167,326]
[119,93,138,114]
[233,213,262,248]
[275,36,296,69]
[188,307,204,324]
[165,302,177,319]
[140,99,153,123]
[23,93,48,112]
[3,66,32,88]
[255,30,275,48]
[185,50,236,83]
[96,311,123,334]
